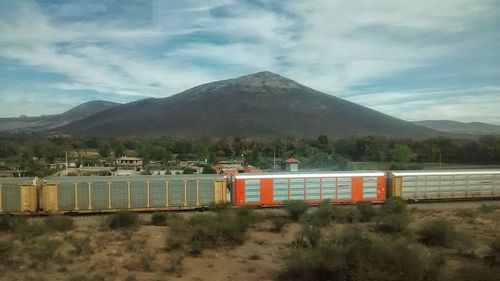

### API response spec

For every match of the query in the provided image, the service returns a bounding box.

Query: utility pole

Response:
[273,148,276,170]
[65,151,68,176]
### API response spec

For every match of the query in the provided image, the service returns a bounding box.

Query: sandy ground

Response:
[0,200,499,281]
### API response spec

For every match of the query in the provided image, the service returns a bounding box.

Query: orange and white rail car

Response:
[233,171,386,206]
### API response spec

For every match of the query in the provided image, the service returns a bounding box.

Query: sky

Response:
[0,0,499,124]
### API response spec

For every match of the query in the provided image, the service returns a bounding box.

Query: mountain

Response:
[414,120,500,135]
[56,71,443,138]
[0,100,119,133]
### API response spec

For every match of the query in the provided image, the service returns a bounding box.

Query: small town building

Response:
[115,157,143,172]
[284,157,300,172]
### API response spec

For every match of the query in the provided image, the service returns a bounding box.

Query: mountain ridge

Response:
[414,120,500,135]
[54,71,443,139]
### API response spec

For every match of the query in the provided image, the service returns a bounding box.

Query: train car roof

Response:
[389,169,500,177]
[0,177,35,184]
[44,174,224,183]
[234,171,385,179]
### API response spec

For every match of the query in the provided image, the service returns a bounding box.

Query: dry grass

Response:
[0,201,498,281]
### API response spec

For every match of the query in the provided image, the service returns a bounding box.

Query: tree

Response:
[97,142,111,158]
[392,144,413,163]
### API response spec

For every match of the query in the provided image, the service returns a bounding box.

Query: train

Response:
[0,169,499,215]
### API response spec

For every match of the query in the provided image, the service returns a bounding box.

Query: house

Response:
[115,157,143,173]
[284,157,300,172]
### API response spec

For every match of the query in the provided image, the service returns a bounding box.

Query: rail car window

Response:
[362,177,377,199]
[289,178,305,200]
[306,178,321,200]
[1,184,21,212]
[322,178,335,199]
[273,178,288,201]
[58,182,76,211]
[337,177,351,199]
[77,184,90,210]
[245,179,260,202]
[168,180,185,206]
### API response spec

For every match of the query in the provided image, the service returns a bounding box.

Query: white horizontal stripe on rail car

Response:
[390,170,500,177]
[235,172,385,179]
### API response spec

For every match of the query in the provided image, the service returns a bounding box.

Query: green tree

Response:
[97,142,111,158]
[392,144,413,163]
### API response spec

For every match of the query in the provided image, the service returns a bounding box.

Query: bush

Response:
[16,221,47,240]
[356,202,377,222]
[478,204,497,214]
[67,236,93,256]
[485,237,500,265]
[284,201,310,221]
[381,197,407,214]
[151,212,167,226]
[0,240,13,264]
[279,227,440,281]
[208,202,232,213]
[107,211,139,229]
[305,204,360,226]
[0,215,26,232]
[270,216,289,232]
[44,215,74,232]
[377,213,409,233]
[417,219,458,248]
[304,225,321,248]
[451,264,500,281]
[29,239,63,266]
[167,208,253,254]
[455,209,477,219]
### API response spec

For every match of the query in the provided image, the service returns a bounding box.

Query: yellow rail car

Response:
[41,175,228,214]
[0,178,38,214]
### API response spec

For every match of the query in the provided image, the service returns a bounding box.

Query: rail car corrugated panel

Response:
[42,175,227,213]
[0,178,37,214]
[392,172,500,200]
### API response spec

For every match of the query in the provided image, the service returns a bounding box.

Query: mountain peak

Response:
[231,71,300,90]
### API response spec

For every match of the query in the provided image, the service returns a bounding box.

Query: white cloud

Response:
[0,0,498,124]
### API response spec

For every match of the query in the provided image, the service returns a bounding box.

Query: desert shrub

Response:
[381,197,407,214]
[151,212,167,226]
[455,209,477,219]
[377,197,409,233]
[377,213,409,233]
[417,219,458,248]
[304,225,322,248]
[306,204,360,226]
[167,208,253,254]
[270,216,289,232]
[356,202,377,222]
[29,239,63,266]
[208,202,232,213]
[284,200,310,221]
[67,236,93,256]
[166,251,184,274]
[279,227,440,281]
[106,211,139,229]
[0,215,27,232]
[478,204,497,214]
[451,264,500,281]
[0,240,13,264]
[485,237,500,265]
[16,221,47,240]
[44,215,74,232]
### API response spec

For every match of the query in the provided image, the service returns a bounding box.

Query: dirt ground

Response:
[1,200,499,281]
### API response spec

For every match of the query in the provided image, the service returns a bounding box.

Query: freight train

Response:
[0,169,499,215]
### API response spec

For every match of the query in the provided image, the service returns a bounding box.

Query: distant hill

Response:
[414,120,500,135]
[55,72,442,139]
[0,100,119,133]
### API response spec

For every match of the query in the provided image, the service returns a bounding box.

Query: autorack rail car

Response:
[387,170,500,201]
[41,175,227,214]
[0,177,37,214]
[233,171,386,206]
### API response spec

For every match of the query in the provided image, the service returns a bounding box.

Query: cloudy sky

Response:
[0,0,499,124]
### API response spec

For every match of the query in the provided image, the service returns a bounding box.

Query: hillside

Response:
[414,120,500,135]
[0,100,119,133]
[56,72,442,138]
